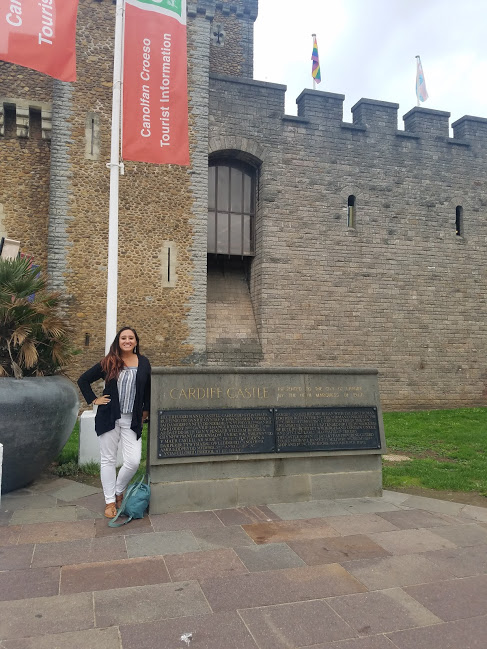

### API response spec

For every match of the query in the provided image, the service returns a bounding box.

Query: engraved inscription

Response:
[167,386,269,402]
[276,385,364,401]
[275,407,380,451]
[158,408,274,458]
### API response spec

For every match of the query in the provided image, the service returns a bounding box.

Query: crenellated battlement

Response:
[188,0,258,19]
[0,98,52,140]
[294,88,485,143]
[451,115,487,140]
[211,75,487,147]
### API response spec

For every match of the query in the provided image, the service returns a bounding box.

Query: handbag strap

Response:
[107,473,149,528]
[108,512,133,527]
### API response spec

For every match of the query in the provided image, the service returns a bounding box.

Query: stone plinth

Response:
[149,367,386,514]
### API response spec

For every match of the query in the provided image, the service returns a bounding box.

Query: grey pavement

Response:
[1,474,487,648]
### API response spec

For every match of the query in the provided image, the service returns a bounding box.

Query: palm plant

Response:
[0,257,78,378]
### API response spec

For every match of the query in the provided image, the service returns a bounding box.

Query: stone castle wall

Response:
[1,0,217,382]
[0,62,52,269]
[209,77,487,410]
[1,0,486,410]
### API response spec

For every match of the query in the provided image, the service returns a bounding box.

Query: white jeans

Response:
[99,413,141,504]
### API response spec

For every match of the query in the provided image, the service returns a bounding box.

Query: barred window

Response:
[208,162,255,256]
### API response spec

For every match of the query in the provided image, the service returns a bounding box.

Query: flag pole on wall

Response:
[311,34,321,90]
[105,0,125,353]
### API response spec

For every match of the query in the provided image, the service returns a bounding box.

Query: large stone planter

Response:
[0,376,79,493]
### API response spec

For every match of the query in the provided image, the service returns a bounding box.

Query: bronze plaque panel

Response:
[275,407,381,452]
[158,408,275,458]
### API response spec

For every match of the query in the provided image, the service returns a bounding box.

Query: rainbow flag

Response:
[311,35,321,84]
[416,56,428,103]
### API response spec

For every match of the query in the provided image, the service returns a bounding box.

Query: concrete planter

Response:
[0,376,79,493]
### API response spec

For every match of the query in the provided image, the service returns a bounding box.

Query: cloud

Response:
[254,0,487,122]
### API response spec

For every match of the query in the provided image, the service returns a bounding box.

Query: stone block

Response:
[311,470,383,500]
[236,474,311,506]
[150,479,238,514]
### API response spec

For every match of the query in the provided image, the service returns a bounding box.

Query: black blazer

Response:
[78,355,151,439]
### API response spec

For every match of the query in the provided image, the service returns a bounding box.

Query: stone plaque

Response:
[158,408,275,458]
[275,407,381,452]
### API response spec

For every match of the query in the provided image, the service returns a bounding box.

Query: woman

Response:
[78,327,151,518]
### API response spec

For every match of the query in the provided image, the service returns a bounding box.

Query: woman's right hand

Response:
[93,394,111,405]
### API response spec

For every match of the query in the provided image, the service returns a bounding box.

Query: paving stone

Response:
[307,637,399,649]
[51,483,102,502]
[342,553,454,590]
[10,506,78,525]
[0,526,21,546]
[61,556,171,594]
[327,588,441,635]
[94,581,211,627]
[400,496,464,517]
[325,514,399,536]
[0,494,60,511]
[16,520,95,544]
[94,515,153,537]
[239,598,357,648]
[234,542,306,571]
[0,567,60,601]
[427,524,487,547]
[460,505,487,523]
[381,491,411,506]
[32,536,127,567]
[387,614,487,649]
[245,504,282,522]
[268,500,350,520]
[22,477,78,495]
[288,535,390,566]
[243,518,341,544]
[150,510,223,532]
[0,592,94,640]
[75,506,103,520]
[425,545,487,577]
[0,510,13,526]
[200,563,367,611]
[0,544,34,570]
[1,626,122,649]
[164,548,248,581]
[126,530,200,558]
[335,498,401,515]
[405,574,487,621]
[70,492,106,516]
[376,509,459,530]
[213,508,257,526]
[120,611,257,649]
[368,528,457,555]
[193,525,256,550]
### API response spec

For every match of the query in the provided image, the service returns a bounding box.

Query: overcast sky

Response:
[253,0,487,129]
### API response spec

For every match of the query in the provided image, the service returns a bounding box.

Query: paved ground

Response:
[1,476,487,648]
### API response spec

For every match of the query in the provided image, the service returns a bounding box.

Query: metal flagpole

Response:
[105,0,125,353]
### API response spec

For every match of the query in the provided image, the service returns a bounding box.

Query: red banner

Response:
[122,0,190,166]
[0,0,79,82]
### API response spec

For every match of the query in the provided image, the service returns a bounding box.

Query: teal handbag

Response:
[108,475,151,527]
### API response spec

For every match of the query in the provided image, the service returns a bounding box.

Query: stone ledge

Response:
[152,366,379,375]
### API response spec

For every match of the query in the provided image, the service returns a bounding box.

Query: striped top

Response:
[118,366,138,414]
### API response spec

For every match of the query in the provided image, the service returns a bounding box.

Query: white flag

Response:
[416,56,428,103]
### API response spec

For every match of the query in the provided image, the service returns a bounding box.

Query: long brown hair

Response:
[101,326,140,382]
